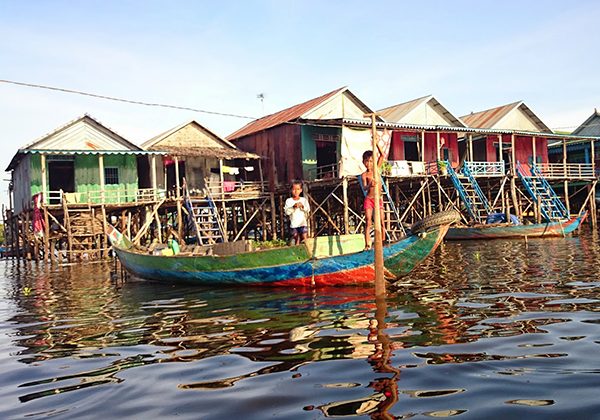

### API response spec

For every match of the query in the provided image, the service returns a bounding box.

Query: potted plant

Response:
[381,161,392,176]
[437,160,448,176]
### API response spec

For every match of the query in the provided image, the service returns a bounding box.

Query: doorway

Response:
[48,159,75,204]
[166,160,186,193]
[316,141,337,178]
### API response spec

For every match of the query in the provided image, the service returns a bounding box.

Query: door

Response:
[48,160,75,204]
[166,161,186,193]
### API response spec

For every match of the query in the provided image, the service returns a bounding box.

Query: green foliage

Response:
[251,239,288,249]
[381,161,392,176]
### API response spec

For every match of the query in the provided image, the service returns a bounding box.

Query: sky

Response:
[1,0,599,206]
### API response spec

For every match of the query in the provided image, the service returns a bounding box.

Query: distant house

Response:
[142,120,260,197]
[6,115,154,214]
[460,101,553,170]
[227,87,378,184]
[549,109,600,166]
[378,95,466,170]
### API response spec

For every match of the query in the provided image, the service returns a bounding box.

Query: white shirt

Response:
[284,197,310,228]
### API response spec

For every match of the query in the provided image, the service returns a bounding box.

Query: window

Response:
[104,167,119,185]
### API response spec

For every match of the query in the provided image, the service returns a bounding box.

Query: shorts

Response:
[363,197,384,210]
[291,226,308,236]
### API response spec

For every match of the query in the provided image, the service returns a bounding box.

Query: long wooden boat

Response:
[107,225,448,287]
[445,213,586,241]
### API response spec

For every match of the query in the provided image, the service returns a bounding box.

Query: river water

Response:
[1,231,600,419]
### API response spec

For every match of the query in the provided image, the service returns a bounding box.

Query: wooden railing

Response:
[386,160,428,177]
[308,163,338,180]
[463,161,505,177]
[203,180,268,199]
[537,163,595,179]
[43,187,166,205]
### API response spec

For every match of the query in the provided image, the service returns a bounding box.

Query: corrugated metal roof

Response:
[461,101,521,128]
[572,110,600,136]
[5,149,164,171]
[461,101,552,133]
[21,114,142,151]
[143,120,237,150]
[331,118,600,140]
[378,95,431,122]
[378,95,467,127]
[226,87,348,140]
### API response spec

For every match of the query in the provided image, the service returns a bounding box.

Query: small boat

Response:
[107,224,449,287]
[445,213,586,241]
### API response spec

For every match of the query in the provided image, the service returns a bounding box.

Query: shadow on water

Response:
[1,230,600,418]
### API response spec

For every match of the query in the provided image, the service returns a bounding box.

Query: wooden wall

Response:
[233,124,302,187]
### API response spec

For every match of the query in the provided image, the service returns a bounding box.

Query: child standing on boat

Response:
[284,180,310,245]
[361,150,386,250]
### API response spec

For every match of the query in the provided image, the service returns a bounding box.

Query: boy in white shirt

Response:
[284,180,310,245]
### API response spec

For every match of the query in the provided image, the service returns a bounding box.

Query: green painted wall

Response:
[26,154,139,204]
[301,126,341,180]
[29,154,43,196]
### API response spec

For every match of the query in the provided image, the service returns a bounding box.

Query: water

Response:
[2,232,600,419]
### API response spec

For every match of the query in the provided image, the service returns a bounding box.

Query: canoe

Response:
[445,213,586,241]
[107,224,448,287]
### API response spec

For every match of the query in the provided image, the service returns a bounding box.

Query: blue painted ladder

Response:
[516,161,568,221]
[446,161,492,223]
[357,175,406,240]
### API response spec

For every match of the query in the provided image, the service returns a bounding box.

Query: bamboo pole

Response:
[133,199,167,244]
[101,204,108,258]
[468,134,473,162]
[367,113,384,294]
[175,156,183,240]
[591,139,597,228]
[43,203,50,262]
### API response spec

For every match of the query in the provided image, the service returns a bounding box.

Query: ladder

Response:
[447,161,491,223]
[358,175,406,240]
[184,187,225,245]
[516,161,568,221]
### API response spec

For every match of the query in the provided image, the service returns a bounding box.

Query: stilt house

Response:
[460,101,553,175]
[227,87,381,184]
[6,115,156,214]
[377,95,467,175]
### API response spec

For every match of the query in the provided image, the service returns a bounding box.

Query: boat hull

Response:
[110,226,448,287]
[445,215,585,240]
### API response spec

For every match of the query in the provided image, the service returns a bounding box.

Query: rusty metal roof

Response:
[155,146,259,160]
[226,87,348,140]
[461,101,521,128]
[460,101,552,133]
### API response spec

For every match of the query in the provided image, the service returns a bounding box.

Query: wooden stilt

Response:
[270,192,277,240]
[342,177,349,234]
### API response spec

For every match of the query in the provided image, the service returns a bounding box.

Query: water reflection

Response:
[1,232,600,418]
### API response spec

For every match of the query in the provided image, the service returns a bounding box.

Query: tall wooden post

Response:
[367,114,385,295]
[41,154,47,205]
[151,154,158,201]
[563,138,570,215]
[511,134,516,175]
[342,176,349,234]
[468,134,473,162]
[175,156,182,240]
[99,154,105,203]
[498,134,503,164]
[532,136,537,168]
[591,139,597,227]
[420,131,425,162]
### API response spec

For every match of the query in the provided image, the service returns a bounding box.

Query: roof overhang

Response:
[6,149,165,171]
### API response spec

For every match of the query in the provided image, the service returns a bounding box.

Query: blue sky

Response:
[1,0,599,203]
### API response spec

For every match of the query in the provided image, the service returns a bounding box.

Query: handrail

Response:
[463,164,493,213]
[463,161,505,177]
[41,187,166,205]
[307,163,338,180]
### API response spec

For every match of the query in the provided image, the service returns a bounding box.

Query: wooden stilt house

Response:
[142,120,261,198]
[460,101,553,175]
[5,114,158,214]
[377,95,467,175]
[227,87,380,184]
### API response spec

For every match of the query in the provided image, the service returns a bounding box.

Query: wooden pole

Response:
[270,191,277,240]
[532,136,537,168]
[41,154,47,205]
[43,203,50,262]
[367,114,384,295]
[420,131,425,162]
[175,156,182,240]
[342,177,349,234]
[468,134,473,162]
[99,154,105,203]
[151,154,158,200]
[511,134,516,175]
[591,139,597,228]
[101,204,108,258]
[498,134,503,164]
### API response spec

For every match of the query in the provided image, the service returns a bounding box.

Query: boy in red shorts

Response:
[361,150,386,250]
